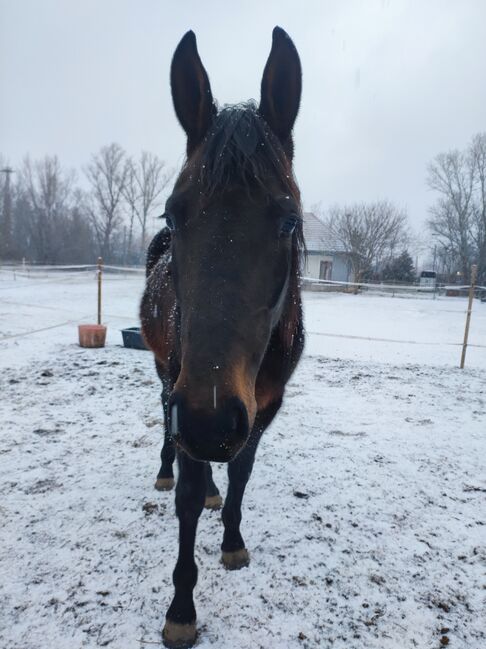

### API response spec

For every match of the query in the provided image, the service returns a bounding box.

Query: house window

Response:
[320,260,333,280]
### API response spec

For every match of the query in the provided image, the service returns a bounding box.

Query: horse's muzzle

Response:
[168,392,249,462]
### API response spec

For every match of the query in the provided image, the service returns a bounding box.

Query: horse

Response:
[140,26,304,648]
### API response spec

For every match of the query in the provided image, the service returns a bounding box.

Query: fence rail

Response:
[302,276,486,295]
[0,263,145,274]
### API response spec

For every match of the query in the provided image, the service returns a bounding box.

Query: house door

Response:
[319,260,333,280]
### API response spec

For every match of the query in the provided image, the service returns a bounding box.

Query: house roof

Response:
[303,212,347,253]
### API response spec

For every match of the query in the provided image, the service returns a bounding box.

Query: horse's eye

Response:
[280,214,298,236]
[165,214,175,231]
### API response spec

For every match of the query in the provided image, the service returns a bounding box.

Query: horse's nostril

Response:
[227,397,249,441]
[168,391,249,461]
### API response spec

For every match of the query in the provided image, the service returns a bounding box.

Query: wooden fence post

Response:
[97,257,103,325]
[460,264,477,369]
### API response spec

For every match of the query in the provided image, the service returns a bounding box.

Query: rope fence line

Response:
[4,316,486,349]
[2,298,485,351]
[0,318,87,341]
[0,277,143,291]
[302,276,486,292]
[0,296,140,320]
[306,330,486,349]
[0,263,145,274]
[0,308,138,342]
[0,267,145,291]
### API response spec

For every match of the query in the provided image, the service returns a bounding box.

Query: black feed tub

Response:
[121,327,149,351]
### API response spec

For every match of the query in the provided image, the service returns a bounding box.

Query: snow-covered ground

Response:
[1,271,485,649]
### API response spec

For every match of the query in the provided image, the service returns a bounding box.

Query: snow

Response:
[1,271,485,648]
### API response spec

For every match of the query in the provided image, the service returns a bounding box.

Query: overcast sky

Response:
[1,0,485,232]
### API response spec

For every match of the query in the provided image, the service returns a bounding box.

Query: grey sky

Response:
[1,0,485,232]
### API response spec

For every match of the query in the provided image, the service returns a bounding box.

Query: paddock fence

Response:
[1,263,485,366]
[302,276,486,300]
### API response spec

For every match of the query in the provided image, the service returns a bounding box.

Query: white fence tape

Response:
[303,276,434,291]
[303,276,486,293]
[307,329,486,349]
[0,264,145,273]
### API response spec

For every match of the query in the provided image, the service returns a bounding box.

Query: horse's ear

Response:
[171,31,216,153]
[259,27,302,145]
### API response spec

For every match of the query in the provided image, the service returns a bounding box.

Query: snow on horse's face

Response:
[165,30,302,462]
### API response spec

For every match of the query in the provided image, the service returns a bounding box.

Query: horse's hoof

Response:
[155,477,175,491]
[204,494,223,510]
[221,548,250,570]
[162,620,197,649]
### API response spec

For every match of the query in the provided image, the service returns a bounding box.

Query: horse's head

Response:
[166,27,302,462]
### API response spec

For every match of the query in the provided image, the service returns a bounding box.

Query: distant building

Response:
[302,212,353,282]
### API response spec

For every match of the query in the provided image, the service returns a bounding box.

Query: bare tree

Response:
[470,133,486,282]
[123,151,173,261]
[85,143,128,262]
[123,162,138,263]
[19,156,75,263]
[427,148,475,279]
[324,200,408,281]
[2,145,174,265]
[426,133,486,283]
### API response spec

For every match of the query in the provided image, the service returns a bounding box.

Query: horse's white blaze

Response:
[213,385,217,409]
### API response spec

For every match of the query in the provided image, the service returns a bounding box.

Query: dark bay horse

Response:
[140,26,304,648]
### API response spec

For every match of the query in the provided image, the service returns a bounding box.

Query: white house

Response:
[302,212,352,282]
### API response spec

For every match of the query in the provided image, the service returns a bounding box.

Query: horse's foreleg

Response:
[204,462,223,510]
[155,388,176,491]
[221,441,257,570]
[221,401,281,570]
[163,453,205,648]
[155,427,176,490]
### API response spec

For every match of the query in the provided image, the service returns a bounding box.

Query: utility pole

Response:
[1,166,15,260]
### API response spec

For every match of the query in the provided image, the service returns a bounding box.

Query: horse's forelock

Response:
[182,102,294,197]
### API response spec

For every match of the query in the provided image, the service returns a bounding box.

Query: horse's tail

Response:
[145,227,171,278]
